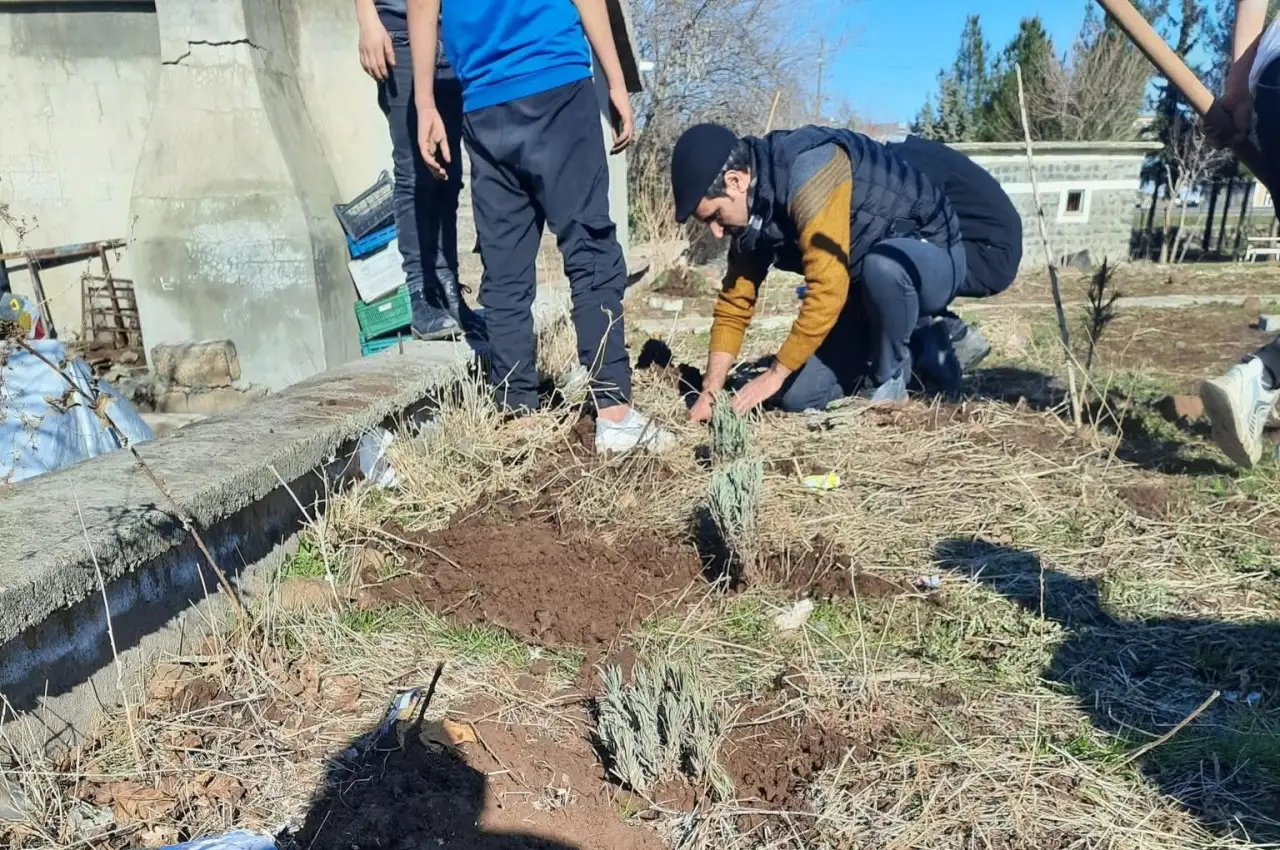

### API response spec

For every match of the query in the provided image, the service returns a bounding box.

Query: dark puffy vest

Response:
[889,135,1021,297]
[737,126,961,278]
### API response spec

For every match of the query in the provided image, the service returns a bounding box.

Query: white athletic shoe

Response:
[595,408,676,455]
[1199,357,1279,469]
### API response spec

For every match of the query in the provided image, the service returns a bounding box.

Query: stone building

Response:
[951,141,1162,269]
[0,0,640,390]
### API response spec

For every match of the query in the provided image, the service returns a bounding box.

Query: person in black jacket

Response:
[891,135,1023,375]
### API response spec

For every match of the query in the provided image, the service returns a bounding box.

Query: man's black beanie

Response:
[671,123,739,223]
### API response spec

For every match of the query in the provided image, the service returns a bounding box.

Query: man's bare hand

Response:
[417,107,451,180]
[1205,95,1251,150]
[358,19,395,81]
[690,391,715,423]
[731,367,787,416]
[609,86,634,153]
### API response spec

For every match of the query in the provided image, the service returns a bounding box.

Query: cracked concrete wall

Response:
[130,0,362,390]
[0,8,160,338]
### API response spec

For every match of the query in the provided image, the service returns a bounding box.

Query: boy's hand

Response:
[358,18,395,81]
[609,86,634,153]
[417,107,451,180]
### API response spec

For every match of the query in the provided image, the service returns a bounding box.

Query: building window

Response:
[1057,188,1091,222]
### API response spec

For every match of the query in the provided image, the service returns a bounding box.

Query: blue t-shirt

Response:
[442,0,593,113]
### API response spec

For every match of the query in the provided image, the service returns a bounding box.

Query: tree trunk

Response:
[1175,199,1195,263]
[1271,216,1279,262]
[1202,180,1220,256]
[1233,182,1252,257]
[1159,179,1177,264]
[1217,177,1235,254]
[1145,182,1161,259]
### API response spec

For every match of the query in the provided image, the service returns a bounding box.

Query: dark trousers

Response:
[779,238,966,412]
[463,79,630,413]
[1251,58,1280,384]
[379,31,465,313]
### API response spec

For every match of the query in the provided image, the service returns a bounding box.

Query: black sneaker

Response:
[410,301,461,341]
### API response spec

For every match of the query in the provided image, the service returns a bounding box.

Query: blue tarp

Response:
[0,340,153,484]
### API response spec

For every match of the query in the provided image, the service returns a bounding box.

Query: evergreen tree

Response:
[952,15,991,137]
[935,74,971,142]
[912,95,940,140]
[979,16,1058,141]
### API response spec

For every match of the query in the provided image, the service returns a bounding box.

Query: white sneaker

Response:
[595,408,676,455]
[1200,357,1279,469]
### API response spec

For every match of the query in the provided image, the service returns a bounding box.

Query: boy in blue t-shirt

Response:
[406,0,672,454]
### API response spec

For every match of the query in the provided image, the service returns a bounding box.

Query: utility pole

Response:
[814,39,825,122]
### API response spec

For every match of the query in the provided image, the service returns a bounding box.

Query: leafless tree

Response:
[1030,32,1154,142]
[627,0,831,267]
[1159,114,1231,263]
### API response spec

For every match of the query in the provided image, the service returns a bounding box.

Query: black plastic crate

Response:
[334,171,395,242]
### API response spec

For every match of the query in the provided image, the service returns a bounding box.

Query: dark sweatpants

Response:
[379,31,464,316]
[1250,58,1280,386]
[778,237,966,412]
[463,79,630,413]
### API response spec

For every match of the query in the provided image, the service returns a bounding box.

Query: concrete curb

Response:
[0,339,475,748]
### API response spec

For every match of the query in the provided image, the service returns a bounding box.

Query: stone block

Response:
[155,385,267,416]
[1243,296,1263,320]
[152,340,241,389]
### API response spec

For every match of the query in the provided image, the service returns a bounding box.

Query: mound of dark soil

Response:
[358,518,704,646]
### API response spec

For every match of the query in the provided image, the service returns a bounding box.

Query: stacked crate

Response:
[336,172,411,355]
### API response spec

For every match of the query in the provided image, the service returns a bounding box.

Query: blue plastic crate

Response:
[360,333,406,357]
[347,223,397,259]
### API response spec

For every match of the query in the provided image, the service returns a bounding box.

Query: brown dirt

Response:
[1118,480,1189,520]
[293,712,663,850]
[718,709,851,813]
[768,537,914,600]
[357,517,705,646]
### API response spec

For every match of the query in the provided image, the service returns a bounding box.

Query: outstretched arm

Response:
[690,253,766,423]
[1222,0,1269,131]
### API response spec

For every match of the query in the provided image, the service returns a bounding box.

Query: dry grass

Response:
[5,314,1280,849]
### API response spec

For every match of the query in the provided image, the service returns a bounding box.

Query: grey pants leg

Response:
[778,311,871,412]
[464,79,631,413]
[380,33,464,312]
[861,238,965,385]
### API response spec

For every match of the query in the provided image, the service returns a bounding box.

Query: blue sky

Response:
[825,1,1090,123]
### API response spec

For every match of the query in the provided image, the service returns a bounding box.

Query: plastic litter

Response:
[802,472,840,491]
[917,575,943,590]
[1223,690,1262,707]
[357,427,397,488]
[1,340,153,484]
[773,598,815,632]
[152,830,276,850]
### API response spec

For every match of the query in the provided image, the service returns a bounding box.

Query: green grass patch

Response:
[281,537,327,578]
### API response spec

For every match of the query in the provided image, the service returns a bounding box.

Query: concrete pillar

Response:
[129,0,360,391]
[284,0,392,200]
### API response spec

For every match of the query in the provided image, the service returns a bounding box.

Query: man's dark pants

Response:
[1250,57,1280,386]
[779,237,966,412]
[463,79,630,413]
[380,32,465,317]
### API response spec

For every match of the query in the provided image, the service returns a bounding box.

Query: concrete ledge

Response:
[0,339,473,749]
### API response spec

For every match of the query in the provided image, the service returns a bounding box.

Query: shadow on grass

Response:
[934,537,1280,843]
[291,692,579,850]
[964,365,1235,476]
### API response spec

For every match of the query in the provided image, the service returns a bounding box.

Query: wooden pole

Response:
[1016,65,1083,428]
[1094,0,1270,186]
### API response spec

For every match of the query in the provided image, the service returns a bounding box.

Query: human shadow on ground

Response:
[964,365,1236,476]
[934,537,1280,843]
[289,690,578,850]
